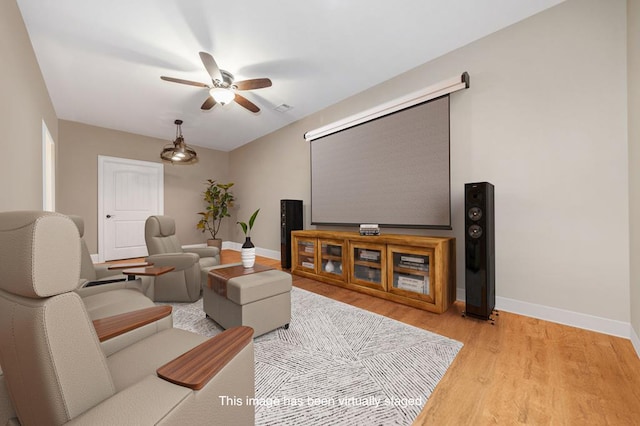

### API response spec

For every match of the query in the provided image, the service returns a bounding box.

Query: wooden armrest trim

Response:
[120,266,175,277]
[157,326,253,390]
[107,262,153,270]
[93,306,172,342]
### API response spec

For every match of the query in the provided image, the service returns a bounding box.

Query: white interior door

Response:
[98,156,163,261]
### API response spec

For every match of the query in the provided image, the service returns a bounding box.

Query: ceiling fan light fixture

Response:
[210,87,235,105]
[160,119,197,164]
[162,51,270,113]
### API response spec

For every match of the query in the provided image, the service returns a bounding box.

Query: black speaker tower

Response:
[280,200,303,269]
[464,182,496,322]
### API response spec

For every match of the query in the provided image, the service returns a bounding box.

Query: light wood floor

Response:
[219,251,640,425]
[118,251,640,424]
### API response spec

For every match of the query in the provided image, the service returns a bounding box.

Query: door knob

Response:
[106,214,113,219]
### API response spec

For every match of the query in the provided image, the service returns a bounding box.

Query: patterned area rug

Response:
[169,287,462,425]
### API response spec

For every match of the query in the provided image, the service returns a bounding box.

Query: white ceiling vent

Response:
[274,104,293,113]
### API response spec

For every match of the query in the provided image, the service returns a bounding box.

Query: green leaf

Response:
[237,221,248,234]
[237,208,260,237]
[248,209,260,230]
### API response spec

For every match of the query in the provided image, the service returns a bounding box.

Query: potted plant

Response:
[196,180,235,250]
[237,208,260,268]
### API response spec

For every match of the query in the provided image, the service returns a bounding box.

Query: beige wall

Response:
[57,120,230,253]
[5,0,635,334]
[0,0,58,211]
[228,120,311,246]
[629,0,640,343]
[231,0,631,323]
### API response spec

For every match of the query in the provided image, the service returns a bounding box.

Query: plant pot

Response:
[241,237,255,268]
[207,238,222,250]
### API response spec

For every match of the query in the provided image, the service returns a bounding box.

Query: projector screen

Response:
[310,95,451,229]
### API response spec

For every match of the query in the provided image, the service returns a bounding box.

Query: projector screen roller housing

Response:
[310,95,451,229]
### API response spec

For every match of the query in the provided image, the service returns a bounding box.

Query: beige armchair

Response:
[67,215,162,331]
[68,215,153,298]
[0,211,254,425]
[145,215,220,302]
[68,215,128,287]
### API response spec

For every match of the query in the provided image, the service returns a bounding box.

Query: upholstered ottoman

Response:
[204,265,292,337]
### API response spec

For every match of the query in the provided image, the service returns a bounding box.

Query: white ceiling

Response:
[17,0,564,152]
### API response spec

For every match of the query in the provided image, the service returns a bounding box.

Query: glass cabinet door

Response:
[350,242,386,290]
[319,239,346,280]
[387,245,434,303]
[295,238,317,272]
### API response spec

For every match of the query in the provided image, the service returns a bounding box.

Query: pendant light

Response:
[160,119,197,164]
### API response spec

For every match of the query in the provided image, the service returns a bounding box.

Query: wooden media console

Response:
[291,230,456,313]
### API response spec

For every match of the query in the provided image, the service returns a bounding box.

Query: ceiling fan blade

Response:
[201,95,217,110]
[199,51,223,82]
[235,78,272,91]
[161,76,209,88]
[234,93,260,113]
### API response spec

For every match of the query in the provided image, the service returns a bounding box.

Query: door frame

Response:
[98,155,164,262]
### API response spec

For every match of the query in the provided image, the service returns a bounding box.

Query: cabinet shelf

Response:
[291,230,455,314]
[353,260,382,268]
[393,266,428,277]
[321,254,342,261]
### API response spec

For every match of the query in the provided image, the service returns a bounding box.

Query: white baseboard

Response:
[223,241,281,261]
[223,241,241,251]
[184,242,280,261]
[631,326,640,358]
[184,242,280,260]
[456,287,632,341]
[496,295,631,339]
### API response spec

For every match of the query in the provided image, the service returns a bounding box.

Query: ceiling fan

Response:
[161,51,272,113]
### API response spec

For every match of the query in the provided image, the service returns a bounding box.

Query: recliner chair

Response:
[68,215,129,287]
[64,215,172,356]
[144,215,220,302]
[0,211,254,425]
[67,215,154,300]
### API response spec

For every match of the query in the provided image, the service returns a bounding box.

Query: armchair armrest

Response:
[84,263,143,285]
[94,263,114,279]
[80,277,127,288]
[145,253,199,270]
[157,326,253,390]
[184,246,219,258]
[93,306,172,342]
[106,262,153,270]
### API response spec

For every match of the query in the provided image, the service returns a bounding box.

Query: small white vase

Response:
[241,248,256,268]
[325,260,335,273]
[241,237,256,268]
